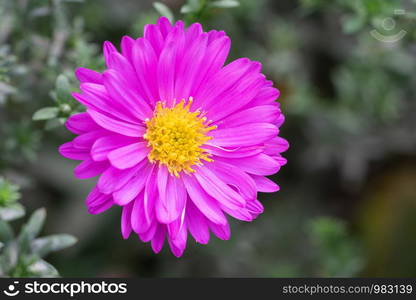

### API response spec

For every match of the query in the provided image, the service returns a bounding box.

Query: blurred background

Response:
[0,0,416,277]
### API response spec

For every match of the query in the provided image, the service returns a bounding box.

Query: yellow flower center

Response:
[143,97,216,177]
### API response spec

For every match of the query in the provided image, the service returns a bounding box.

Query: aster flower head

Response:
[59,17,288,257]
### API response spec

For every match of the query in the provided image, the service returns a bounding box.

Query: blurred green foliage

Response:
[0,177,24,221]
[0,177,20,207]
[0,176,76,277]
[153,0,240,25]
[0,207,77,277]
[301,0,416,34]
[1,0,415,277]
[308,217,363,277]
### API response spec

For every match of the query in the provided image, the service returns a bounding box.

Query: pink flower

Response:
[59,17,288,257]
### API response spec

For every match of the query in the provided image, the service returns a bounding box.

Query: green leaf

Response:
[180,0,201,13]
[32,107,59,121]
[180,5,191,14]
[59,103,72,114]
[153,2,174,23]
[180,5,193,14]
[0,203,25,221]
[209,0,240,9]
[0,177,21,206]
[0,242,18,274]
[18,208,46,253]
[55,74,72,103]
[27,259,59,277]
[31,234,77,258]
[0,218,14,242]
[23,208,46,240]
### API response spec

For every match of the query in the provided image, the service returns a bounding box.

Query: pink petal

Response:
[108,142,149,170]
[76,83,138,124]
[217,154,280,176]
[193,58,252,110]
[185,23,202,42]
[131,191,151,234]
[87,109,145,137]
[204,145,263,158]
[167,207,186,241]
[186,201,210,244]
[209,123,278,148]
[246,199,264,215]
[72,130,108,150]
[157,40,177,105]
[194,165,245,210]
[275,155,287,166]
[264,137,289,154]
[190,36,230,97]
[157,16,173,38]
[143,166,157,225]
[143,24,164,55]
[103,41,119,68]
[151,224,166,254]
[209,160,257,201]
[59,142,89,160]
[88,199,113,215]
[182,175,227,225]
[220,205,254,221]
[168,219,187,258]
[113,162,151,205]
[132,38,159,106]
[105,52,140,92]
[276,113,285,127]
[209,221,230,240]
[138,220,157,242]
[65,112,100,134]
[75,67,102,84]
[207,30,226,43]
[86,186,110,207]
[207,72,266,122]
[174,32,208,100]
[249,85,280,107]
[91,135,138,161]
[74,159,108,179]
[251,175,280,193]
[98,164,142,194]
[85,186,114,215]
[219,105,279,128]
[156,167,187,224]
[103,70,153,121]
[121,202,133,239]
[120,35,135,64]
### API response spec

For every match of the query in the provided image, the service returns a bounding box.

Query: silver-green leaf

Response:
[153,2,174,23]
[31,234,77,258]
[18,208,46,253]
[0,203,25,221]
[28,259,59,277]
[56,74,73,103]
[32,107,59,121]
[0,242,18,274]
[0,219,14,242]
[209,0,240,9]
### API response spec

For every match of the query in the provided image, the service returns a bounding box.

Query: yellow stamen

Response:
[144,97,216,177]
